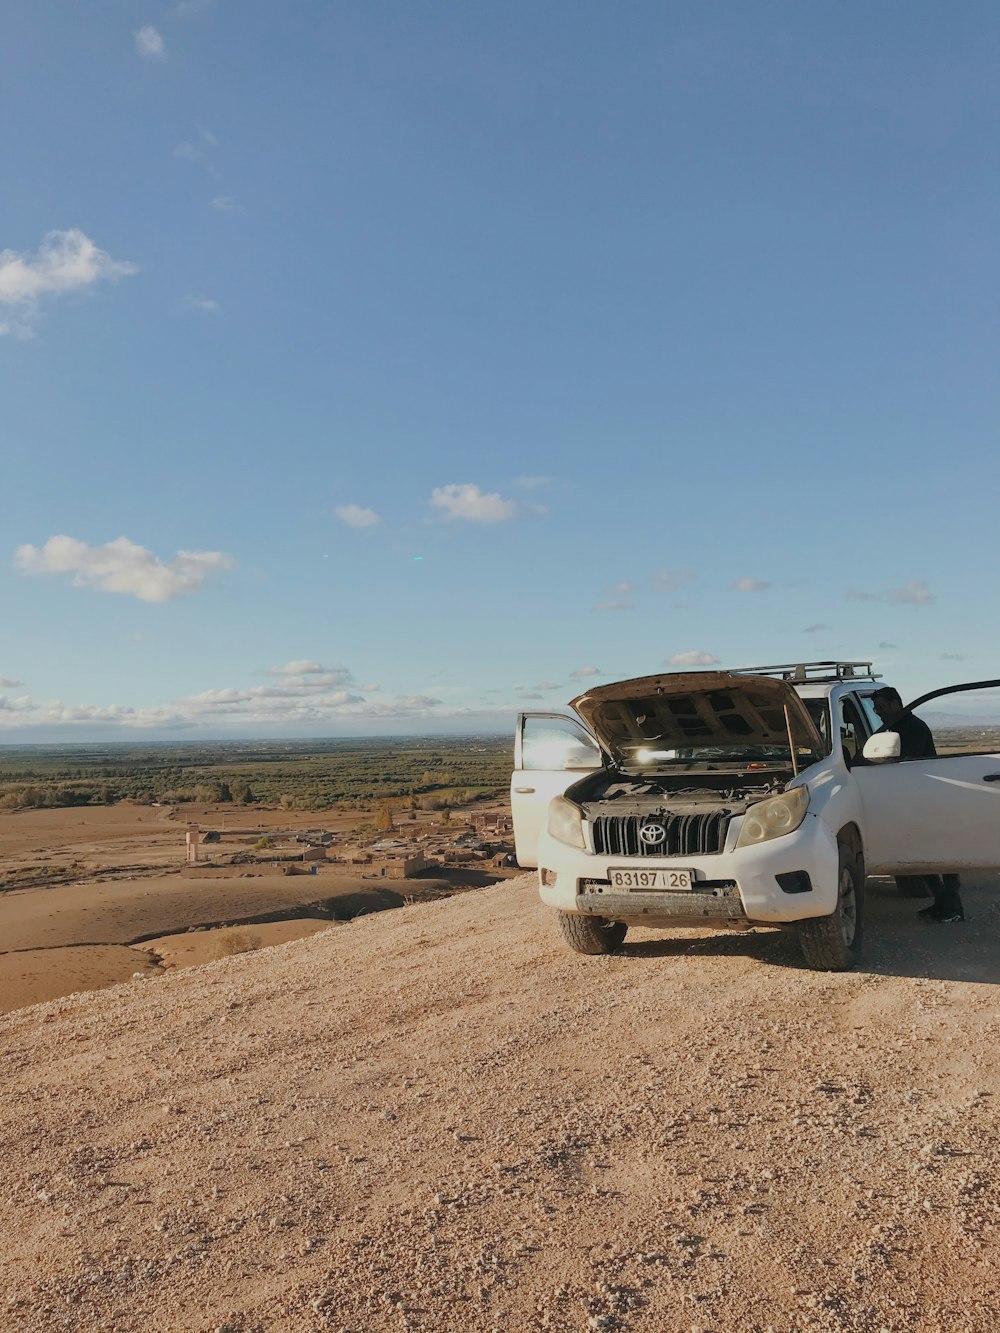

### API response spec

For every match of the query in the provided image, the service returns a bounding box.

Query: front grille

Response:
[590,811,730,858]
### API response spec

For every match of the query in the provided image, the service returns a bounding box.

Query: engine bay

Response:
[568,767,790,819]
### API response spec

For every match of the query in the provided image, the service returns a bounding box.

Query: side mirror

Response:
[862,732,901,764]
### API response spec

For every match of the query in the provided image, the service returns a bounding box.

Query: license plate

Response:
[608,868,693,891]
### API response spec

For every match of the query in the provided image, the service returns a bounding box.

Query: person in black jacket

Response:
[870,687,965,922]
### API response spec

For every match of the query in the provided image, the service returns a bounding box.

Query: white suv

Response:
[511,662,1000,970]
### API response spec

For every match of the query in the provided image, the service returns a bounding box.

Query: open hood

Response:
[570,672,825,769]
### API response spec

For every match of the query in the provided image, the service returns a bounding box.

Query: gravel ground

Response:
[2,874,998,1333]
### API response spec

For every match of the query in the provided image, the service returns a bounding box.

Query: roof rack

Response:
[728,660,881,684]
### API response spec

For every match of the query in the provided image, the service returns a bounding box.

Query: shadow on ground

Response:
[426,867,507,889]
[620,873,1000,984]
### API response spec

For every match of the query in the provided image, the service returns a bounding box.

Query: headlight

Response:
[548,796,586,849]
[735,786,809,848]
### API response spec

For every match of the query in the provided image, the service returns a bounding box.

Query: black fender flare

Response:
[837,822,864,869]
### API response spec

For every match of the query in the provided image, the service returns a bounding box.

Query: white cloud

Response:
[431,483,515,523]
[595,580,635,610]
[173,130,221,176]
[848,580,934,606]
[533,681,560,690]
[0,661,465,735]
[266,660,329,677]
[14,536,233,603]
[515,475,551,489]
[182,684,359,709]
[668,651,720,667]
[257,663,357,693]
[0,682,509,735]
[0,675,23,688]
[731,577,771,593]
[889,580,934,606]
[0,229,138,337]
[518,691,543,700]
[182,294,219,313]
[134,26,166,60]
[335,503,380,529]
[652,569,694,592]
[0,696,137,725]
[360,682,381,692]
[210,195,240,212]
[570,666,601,679]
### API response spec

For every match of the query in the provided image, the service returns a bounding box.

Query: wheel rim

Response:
[839,865,857,947]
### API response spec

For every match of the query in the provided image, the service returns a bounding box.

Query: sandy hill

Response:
[2,876,998,1332]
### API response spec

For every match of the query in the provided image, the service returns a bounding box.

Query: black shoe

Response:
[918,903,966,923]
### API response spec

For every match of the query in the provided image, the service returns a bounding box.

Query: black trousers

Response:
[896,874,963,907]
[928,873,963,910]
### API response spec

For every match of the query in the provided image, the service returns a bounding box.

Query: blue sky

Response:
[2,1,998,739]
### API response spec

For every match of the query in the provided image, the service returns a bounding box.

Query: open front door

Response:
[511,713,602,868]
[853,680,1000,874]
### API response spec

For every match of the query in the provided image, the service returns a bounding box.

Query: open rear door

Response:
[511,713,602,868]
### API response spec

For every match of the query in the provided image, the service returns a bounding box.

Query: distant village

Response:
[183,805,517,881]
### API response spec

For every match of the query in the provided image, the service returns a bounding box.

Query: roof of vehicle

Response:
[728,660,880,684]
[727,661,883,703]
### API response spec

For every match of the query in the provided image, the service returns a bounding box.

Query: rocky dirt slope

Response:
[2,876,998,1332]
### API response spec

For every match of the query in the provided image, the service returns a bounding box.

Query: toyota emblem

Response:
[639,821,667,847]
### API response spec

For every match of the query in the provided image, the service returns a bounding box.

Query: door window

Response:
[518,715,601,771]
[911,694,1000,758]
[803,699,832,754]
[859,683,1000,759]
[839,698,867,763]
[856,691,882,736]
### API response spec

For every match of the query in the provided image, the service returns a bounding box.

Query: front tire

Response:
[797,842,864,971]
[557,912,628,955]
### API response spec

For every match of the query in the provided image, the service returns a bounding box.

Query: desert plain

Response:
[0,796,510,1014]
[1,751,998,1331]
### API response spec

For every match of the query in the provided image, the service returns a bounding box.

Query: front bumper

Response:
[537,813,840,923]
